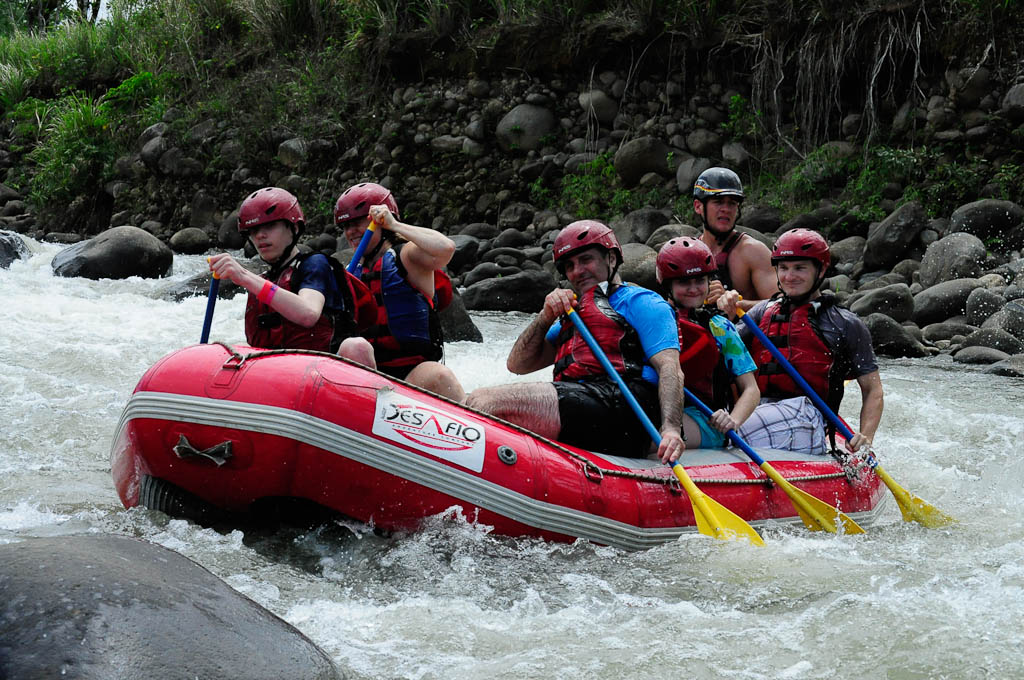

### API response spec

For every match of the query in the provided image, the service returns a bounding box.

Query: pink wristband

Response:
[258,281,278,305]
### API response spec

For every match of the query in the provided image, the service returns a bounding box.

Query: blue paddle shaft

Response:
[682,386,768,466]
[566,309,662,444]
[738,311,855,441]
[346,224,377,274]
[200,276,219,344]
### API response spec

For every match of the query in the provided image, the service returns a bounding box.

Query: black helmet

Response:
[693,167,745,202]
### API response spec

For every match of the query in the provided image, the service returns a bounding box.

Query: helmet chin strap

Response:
[698,199,740,245]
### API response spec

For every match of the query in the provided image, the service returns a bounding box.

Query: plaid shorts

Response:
[736,397,828,454]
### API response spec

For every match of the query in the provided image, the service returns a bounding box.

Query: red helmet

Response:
[334,182,399,225]
[553,220,622,273]
[655,237,716,284]
[238,187,304,234]
[771,228,831,270]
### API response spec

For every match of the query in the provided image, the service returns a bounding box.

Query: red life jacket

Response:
[712,231,745,291]
[676,307,734,410]
[750,297,848,412]
[360,246,445,372]
[553,284,646,382]
[244,254,335,351]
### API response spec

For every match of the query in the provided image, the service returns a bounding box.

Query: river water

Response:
[2,238,1022,679]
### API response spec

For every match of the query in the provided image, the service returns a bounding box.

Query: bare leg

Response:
[337,337,376,369]
[466,382,560,440]
[681,412,703,448]
[405,361,467,402]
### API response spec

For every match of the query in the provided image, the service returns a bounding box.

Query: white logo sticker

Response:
[372,389,485,472]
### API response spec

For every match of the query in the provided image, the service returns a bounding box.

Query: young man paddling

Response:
[693,168,777,313]
[466,220,685,463]
[723,229,885,453]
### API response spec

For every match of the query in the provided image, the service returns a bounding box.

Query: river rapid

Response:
[2,239,1022,680]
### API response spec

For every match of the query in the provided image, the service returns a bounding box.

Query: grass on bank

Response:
[1,0,1022,221]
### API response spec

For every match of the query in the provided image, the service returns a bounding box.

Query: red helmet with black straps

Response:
[655,237,716,284]
[238,187,305,234]
[334,182,400,225]
[552,220,623,273]
[771,228,831,270]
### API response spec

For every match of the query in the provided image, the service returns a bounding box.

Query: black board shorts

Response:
[554,377,661,457]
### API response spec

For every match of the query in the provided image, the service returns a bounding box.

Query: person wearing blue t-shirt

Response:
[467,221,684,463]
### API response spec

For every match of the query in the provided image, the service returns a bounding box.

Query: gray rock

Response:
[430,134,467,153]
[0,230,28,268]
[482,245,528,265]
[492,227,534,249]
[922,321,979,342]
[190,193,217,230]
[912,278,984,326]
[675,157,713,195]
[611,208,673,245]
[1001,83,1024,123]
[169,227,212,254]
[685,129,722,157]
[137,122,167,150]
[461,261,520,288]
[460,222,500,239]
[462,269,556,312]
[496,104,556,152]
[1002,300,1024,339]
[953,346,1010,364]
[830,236,866,267]
[439,288,483,342]
[139,135,168,170]
[613,136,670,188]
[721,141,750,168]
[863,202,928,270]
[949,199,1024,248]
[618,242,658,290]
[497,203,534,230]
[959,328,1024,355]
[579,89,618,126]
[52,225,173,280]
[849,283,915,322]
[218,211,246,249]
[646,224,699,251]
[158,147,202,177]
[864,312,930,358]
[965,287,1006,326]
[449,234,481,273]
[277,138,309,168]
[919,232,988,287]
[0,535,341,680]
[983,354,1024,377]
[741,204,782,234]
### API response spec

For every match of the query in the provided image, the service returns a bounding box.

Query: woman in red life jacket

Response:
[655,237,760,448]
[724,229,885,453]
[333,182,466,402]
[208,187,351,352]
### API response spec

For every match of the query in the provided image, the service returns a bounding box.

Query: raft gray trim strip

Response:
[113,391,887,551]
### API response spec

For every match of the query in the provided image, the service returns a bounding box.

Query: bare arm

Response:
[737,240,778,311]
[847,370,884,451]
[370,204,455,295]
[506,288,575,374]
[709,371,760,433]
[648,348,684,463]
[208,253,325,328]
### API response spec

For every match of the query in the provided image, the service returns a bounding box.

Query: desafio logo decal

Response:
[372,390,486,472]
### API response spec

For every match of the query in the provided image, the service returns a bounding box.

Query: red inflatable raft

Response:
[111,343,886,550]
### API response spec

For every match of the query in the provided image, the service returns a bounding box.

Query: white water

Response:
[2,238,1023,679]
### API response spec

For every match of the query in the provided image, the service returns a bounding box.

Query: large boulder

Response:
[614,136,671,187]
[675,156,713,194]
[0,230,28,268]
[948,199,1024,248]
[439,288,483,342]
[741,204,782,234]
[612,208,673,245]
[579,89,618,126]
[0,535,341,680]
[912,278,984,326]
[462,269,556,312]
[849,283,915,322]
[51,225,173,279]
[1001,83,1024,123]
[965,287,1006,326]
[863,202,928,271]
[495,104,556,152]
[983,354,1024,377]
[618,242,658,290]
[864,313,930,358]
[922,321,979,343]
[829,236,866,268]
[918,232,988,287]
[646,223,698,251]
[959,328,1024,355]
[169,226,212,254]
[953,346,1010,365]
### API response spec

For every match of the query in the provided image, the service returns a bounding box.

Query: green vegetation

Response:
[0,0,1021,223]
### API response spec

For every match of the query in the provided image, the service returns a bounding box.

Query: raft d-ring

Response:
[667,478,684,495]
[583,462,604,484]
[496,445,517,465]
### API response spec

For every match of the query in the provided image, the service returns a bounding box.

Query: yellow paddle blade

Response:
[874,465,957,528]
[672,464,765,546]
[758,462,865,534]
